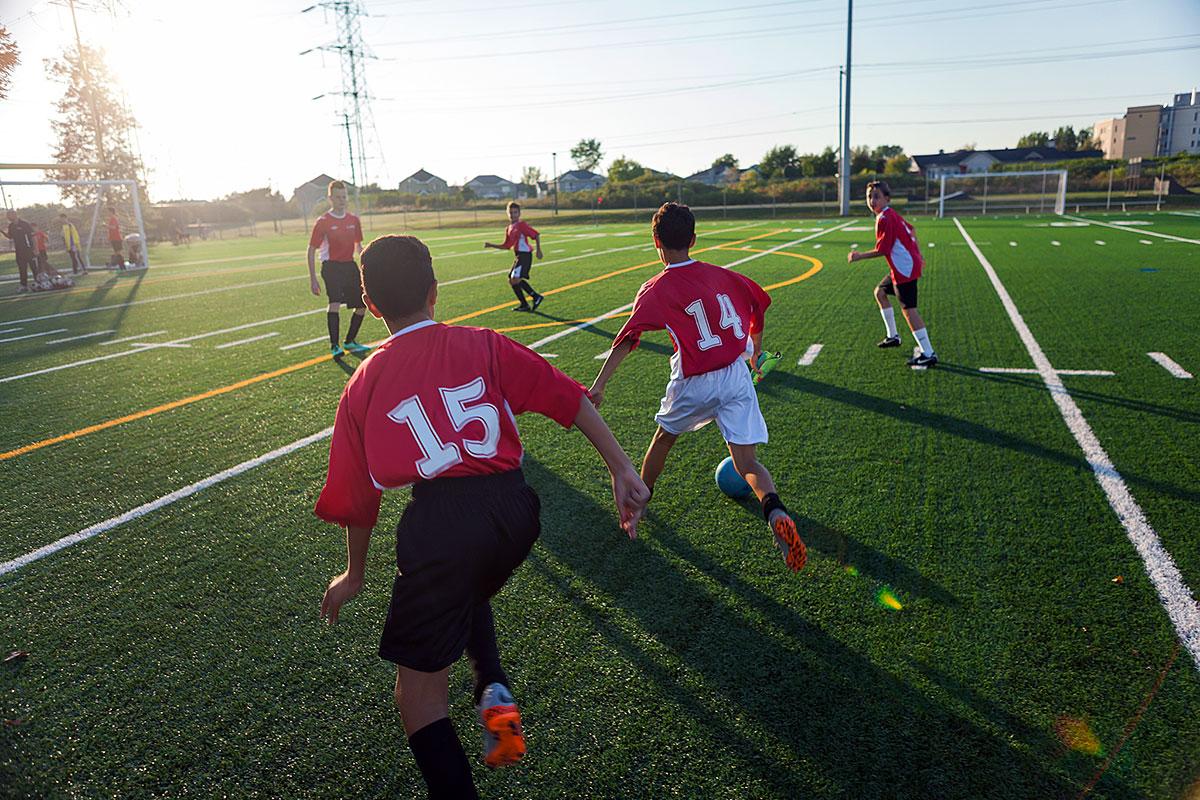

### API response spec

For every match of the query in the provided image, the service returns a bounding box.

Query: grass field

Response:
[1,210,1198,799]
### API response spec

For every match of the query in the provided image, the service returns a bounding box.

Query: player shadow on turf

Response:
[517,457,1107,800]
[756,371,1200,507]
[935,363,1200,425]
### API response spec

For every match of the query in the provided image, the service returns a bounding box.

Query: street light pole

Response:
[552,152,559,216]
[839,0,853,216]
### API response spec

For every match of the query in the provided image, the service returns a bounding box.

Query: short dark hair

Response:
[360,235,435,319]
[866,180,891,198]
[506,201,520,212]
[328,180,346,195]
[652,202,695,250]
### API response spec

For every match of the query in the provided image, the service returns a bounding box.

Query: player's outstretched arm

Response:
[307,246,321,296]
[534,232,543,260]
[847,248,882,263]
[588,340,634,407]
[321,524,372,624]
[572,396,650,539]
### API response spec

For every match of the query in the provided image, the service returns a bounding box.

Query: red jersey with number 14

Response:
[612,259,771,380]
[309,211,363,262]
[875,206,923,284]
[315,320,585,529]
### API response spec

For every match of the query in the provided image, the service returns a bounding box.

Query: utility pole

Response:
[838,0,853,216]
[552,152,559,216]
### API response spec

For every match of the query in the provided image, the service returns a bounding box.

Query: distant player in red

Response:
[307,180,369,358]
[484,201,544,312]
[847,180,937,367]
[588,202,806,572]
[106,207,124,268]
[316,235,649,798]
[32,224,50,276]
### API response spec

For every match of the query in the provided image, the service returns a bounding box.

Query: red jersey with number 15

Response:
[875,206,923,285]
[612,259,771,380]
[315,320,585,529]
[309,211,363,262]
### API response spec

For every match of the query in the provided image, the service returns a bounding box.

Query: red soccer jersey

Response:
[875,206,923,284]
[500,221,538,252]
[33,230,48,253]
[309,211,363,262]
[612,259,771,380]
[107,215,121,242]
[315,319,585,529]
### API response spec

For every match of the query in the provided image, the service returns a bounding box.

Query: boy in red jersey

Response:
[588,202,806,572]
[106,206,123,268]
[316,234,649,798]
[483,201,544,312]
[307,180,369,358]
[32,224,51,276]
[847,180,937,368]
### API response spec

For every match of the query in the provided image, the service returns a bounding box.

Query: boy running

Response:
[316,234,649,799]
[307,180,370,358]
[847,180,937,368]
[588,202,807,572]
[60,213,86,274]
[484,201,544,312]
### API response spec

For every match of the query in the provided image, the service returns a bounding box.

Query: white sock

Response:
[913,327,933,356]
[880,306,898,338]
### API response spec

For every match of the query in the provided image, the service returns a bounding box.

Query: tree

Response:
[850,145,873,175]
[521,166,543,186]
[45,44,146,206]
[712,153,739,169]
[570,138,603,172]
[0,26,18,100]
[1052,125,1079,152]
[1077,126,1098,151]
[883,154,912,175]
[608,156,644,182]
[870,144,904,161]
[759,145,800,179]
[1017,131,1050,148]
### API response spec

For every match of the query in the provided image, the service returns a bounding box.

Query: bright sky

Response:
[2,0,1198,202]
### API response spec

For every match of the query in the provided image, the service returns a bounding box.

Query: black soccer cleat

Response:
[511,305,531,313]
[908,352,938,368]
[531,294,544,311]
[877,335,901,348]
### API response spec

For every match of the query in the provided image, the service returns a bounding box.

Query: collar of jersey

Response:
[875,206,891,221]
[328,210,347,219]
[383,318,437,344]
[665,258,696,269]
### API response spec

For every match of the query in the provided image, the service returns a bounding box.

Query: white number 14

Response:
[685,293,744,351]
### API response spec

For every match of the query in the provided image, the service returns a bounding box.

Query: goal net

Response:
[0,166,149,279]
[936,169,1067,217]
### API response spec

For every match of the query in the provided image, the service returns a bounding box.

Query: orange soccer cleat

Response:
[477,683,526,768]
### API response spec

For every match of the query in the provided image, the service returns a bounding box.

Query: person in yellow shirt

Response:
[59,212,87,275]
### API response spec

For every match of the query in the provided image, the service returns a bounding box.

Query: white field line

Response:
[0,345,169,385]
[1,275,299,326]
[215,332,279,350]
[100,330,168,346]
[280,335,329,351]
[1063,214,1200,245]
[46,330,115,345]
[1168,211,1200,218]
[0,427,335,578]
[169,309,324,344]
[0,328,68,344]
[1094,240,1107,246]
[955,217,1200,671]
[0,327,21,335]
[528,222,854,353]
[979,367,1115,376]
[1139,240,1154,245]
[1147,352,1193,379]
[1051,241,1061,246]
[797,343,823,366]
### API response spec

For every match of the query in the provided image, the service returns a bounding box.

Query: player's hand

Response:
[611,467,650,539]
[310,277,322,296]
[535,249,543,260]
[320,571,362,625]
[847,251,860,264]
[750,350,764,377]
[587,384,604,408]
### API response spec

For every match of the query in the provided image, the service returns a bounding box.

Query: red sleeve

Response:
[353,215,363,244]
[314,385,382,529]
[611,282,663,353]
[493,332,585,428]
[735,272,772,336]
[876,212,897,255]
[308,217,327,249]
[520,221,539,239]
[498,226,516,250]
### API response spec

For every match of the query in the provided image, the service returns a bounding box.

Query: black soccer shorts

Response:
[878,274,918,309]
[378,469,541,672]
[320,260,366,308]
[509,250,534,281]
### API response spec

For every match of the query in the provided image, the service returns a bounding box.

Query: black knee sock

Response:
[511,284,527,305]
[761,492,786,521]
[408,717,478,800]
[466,603,509,705]
[345,311,364,342]
[519,280,538,298]
[326,312,340,347]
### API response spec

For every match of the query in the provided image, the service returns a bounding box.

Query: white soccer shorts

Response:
[654,357,768,445]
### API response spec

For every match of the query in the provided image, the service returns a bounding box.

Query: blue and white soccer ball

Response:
[715,456,752,499]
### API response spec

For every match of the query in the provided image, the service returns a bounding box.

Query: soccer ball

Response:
[33,277,53,292]
[714,456,752,499]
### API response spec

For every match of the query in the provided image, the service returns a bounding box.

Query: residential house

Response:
[557,169,606,193]
[398,168,449,195]
[910,147,1103,177]
[465,174,517,199]
[291,174,350,216]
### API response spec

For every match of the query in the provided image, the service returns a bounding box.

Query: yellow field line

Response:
[713,245,824,290]
[1,228,790,461]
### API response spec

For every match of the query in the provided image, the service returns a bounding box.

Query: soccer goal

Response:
[0,163,150,271]
[936,169,1067,218]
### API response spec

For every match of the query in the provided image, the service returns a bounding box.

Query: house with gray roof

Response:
[465,174,517,199]
[911,147,1103,178]
[557,169,606,193]
[399,169,449,195]
[291,174,352,215]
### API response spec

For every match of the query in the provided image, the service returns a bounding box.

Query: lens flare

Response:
[1054,716,1103,756]
[876,587,903,611]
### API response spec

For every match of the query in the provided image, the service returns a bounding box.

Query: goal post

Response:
[0,167,149,271]
[937,169,1067,218]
